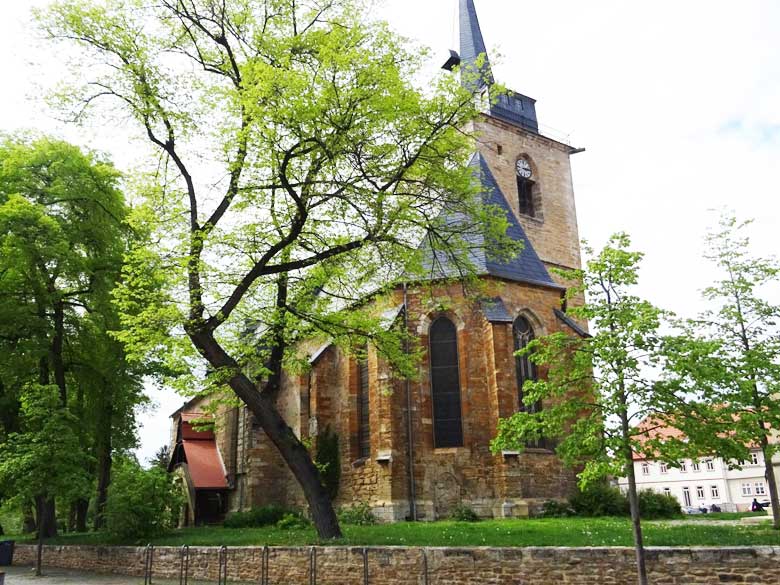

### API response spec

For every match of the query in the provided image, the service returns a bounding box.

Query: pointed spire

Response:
[459,0,494,90]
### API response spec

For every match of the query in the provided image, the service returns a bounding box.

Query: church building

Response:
[168,0,587,525]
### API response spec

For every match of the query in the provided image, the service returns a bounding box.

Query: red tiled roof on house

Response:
[632,418,686,460]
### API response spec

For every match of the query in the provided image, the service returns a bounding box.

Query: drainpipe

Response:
[403,282,417,521]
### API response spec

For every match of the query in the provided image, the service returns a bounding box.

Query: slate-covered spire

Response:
[459,0,494,90]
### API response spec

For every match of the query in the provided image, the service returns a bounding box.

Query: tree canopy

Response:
[0,135,146,540]
[39,0,512,537]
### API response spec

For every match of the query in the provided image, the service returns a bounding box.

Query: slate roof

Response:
[419,153,561,289]
[459,0,494,90]
[554,309,591,338]
[480,297,513,323]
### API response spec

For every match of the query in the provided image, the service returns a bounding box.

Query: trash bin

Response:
[0,541,13,566]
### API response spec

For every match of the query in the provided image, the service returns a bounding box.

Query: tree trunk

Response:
[93,401,113,531]
[22,503,36,534]
[74,499,89,533]
[625,460,649,585]
[189,329,342,539]
[760,438,780,530]
[35,497,44,577]
[618,398,648,585]
[34,496,57,576]
[50,301,67,406]
[37,497,57,539]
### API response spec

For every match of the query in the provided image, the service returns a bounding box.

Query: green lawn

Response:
[687,511,768,521]
[7,516,780,548]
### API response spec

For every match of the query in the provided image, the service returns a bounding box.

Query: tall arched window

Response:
[513,316,541,413]
[357,353,370,459]
[429,317,463,448]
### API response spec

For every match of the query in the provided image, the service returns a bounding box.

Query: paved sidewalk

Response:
[2,566,213,585]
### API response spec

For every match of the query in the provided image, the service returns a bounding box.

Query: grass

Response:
[6,516,780,548]
[685,511,768,521]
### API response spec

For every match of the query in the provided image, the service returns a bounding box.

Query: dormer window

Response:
[515,157,536,217]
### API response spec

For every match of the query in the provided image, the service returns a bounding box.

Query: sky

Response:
[1,0,779,464]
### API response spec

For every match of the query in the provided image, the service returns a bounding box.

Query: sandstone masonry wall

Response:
[13,544,780,584]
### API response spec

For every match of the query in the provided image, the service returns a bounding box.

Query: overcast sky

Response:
[2,0,779,464]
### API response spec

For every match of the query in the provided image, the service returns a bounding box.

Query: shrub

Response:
[539,499,575,518]
[569,484,630,517]
[276,511,311,530]
[449,504,480,522]
[638,489,682,519]
[105,458,181,541]
[223,504,288,528]
[338,502,376,525]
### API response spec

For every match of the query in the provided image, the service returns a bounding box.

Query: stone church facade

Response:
[169,0,587,525]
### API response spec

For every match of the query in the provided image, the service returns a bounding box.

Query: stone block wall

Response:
[13,544,780,584]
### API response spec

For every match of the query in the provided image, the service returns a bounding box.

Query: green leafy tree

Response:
[149,444,172,470]
[0,136,145,534]
[664,216,780,529]
[105,457,182,541]
[491,234,681,585]
[0,385,91,575]
[40,0,510,537]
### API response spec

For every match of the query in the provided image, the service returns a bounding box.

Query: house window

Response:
[755,482,766,496]
[741,483,752,496]
[692,461,700,472]
[679,461,687,472]
[357,354,371,460]
[706,460,715,471]
[663,487,671,497]
[641,463,650,476]
[660,462,668,474]
[711,485,720,499]
[750,452,760,465]
[682,487,692,506]
[515,157,536,218]
[696,486,705,500]
[429,317,463,448]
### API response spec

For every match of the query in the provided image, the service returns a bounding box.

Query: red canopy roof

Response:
[181,439,228,489]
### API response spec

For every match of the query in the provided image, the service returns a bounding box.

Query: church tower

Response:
[449,0,583,276]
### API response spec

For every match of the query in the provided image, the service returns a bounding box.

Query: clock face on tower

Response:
[515,158,532,179]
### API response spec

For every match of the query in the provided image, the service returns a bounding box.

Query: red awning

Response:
[181,439,228,489]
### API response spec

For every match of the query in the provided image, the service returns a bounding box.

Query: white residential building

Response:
[618,450,780,512]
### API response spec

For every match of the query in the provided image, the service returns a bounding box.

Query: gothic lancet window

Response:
[515,157,536,218]
[429,317,464,448]
[513,316,540,413]
[357,353,370,459]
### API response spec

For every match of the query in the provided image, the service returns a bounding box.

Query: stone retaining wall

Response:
[12,544,780,584]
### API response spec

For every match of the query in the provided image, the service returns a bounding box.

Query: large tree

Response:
[0,136,144,533]
[40,0,509,537]
[491,234,685,585]
[664,216,780,529]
